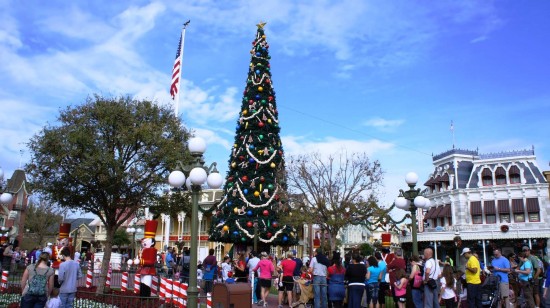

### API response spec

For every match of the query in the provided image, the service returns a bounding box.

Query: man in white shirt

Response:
[43,243,53,255]
[309,248,330,308]
[423,247,442,308]
[247,251,261,304]
[221,256,232,281]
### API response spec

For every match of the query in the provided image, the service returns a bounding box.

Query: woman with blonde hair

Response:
[20,252,55,308]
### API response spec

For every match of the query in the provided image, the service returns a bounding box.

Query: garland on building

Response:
[208,22,297,246]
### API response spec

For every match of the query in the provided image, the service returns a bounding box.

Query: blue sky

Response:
[1,0,549,211]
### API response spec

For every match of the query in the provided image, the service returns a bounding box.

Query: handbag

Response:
[413,272,423,288]
[427,278,437,290]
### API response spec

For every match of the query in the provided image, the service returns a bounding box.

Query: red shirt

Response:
[327,265,346,279]
[280,259,297,277]
[387,257,406,285]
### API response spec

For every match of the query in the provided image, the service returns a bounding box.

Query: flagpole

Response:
[174,20,190,117]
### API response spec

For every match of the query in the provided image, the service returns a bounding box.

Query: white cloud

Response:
[282,135,394,158]
[363,117,404,132]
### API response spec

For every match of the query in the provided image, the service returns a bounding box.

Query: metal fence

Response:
[1,262,212,307]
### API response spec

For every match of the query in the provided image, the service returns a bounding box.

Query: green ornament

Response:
[241,237,247,242]
[227,182,234,187]
[257,63,262,67]
[268,183,274,190]
[259,135,264,140]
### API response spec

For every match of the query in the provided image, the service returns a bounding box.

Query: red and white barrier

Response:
[133,273,141,294]
[165,279,173,304]
[159,278,167,302]
[86,263,93,288]
[151,275,158,296]
[180,282,188,307]
[1,271,8,292]
[105,264,111,287]
[121,272,128,292]
[207,292,212,308]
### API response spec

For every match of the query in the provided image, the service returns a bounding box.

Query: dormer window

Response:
[495,167,506,185]
[509,165,521,184]
[481,168,493,186]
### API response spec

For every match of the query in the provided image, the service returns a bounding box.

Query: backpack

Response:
[28,266,50,296]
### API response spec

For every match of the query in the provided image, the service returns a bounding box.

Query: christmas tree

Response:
[209,22,298,247]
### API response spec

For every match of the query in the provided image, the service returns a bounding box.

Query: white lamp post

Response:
[168,137,222,308]
[395,172,434,256]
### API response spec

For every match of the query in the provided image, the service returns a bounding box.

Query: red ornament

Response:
[242,175,249,182]
[247,221,253,228]
[267,232,272,238]
[239,155,245,161]
[249,99,254,104]
[263,210,269,216]
[274,195,279,201]
[260,176,265,182]
[228,176,234,182]
[272,221,279,228]
[268,96,274,102]
[258,121,264,128]
[266,79,271,84]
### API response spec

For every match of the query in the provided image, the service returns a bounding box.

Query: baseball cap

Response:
[522,246,530,251]
[461,248,471,256]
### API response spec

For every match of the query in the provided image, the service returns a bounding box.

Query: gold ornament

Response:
[254,191,260,197]
[223,225,229,231]
[233,207,239,214]
[267,119,272,124]
[243,109,248,115]
[231,162,237,168]
[258,86,263,92]
[270,162,276,168]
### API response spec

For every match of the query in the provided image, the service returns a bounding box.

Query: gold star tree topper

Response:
[257,21,267,29]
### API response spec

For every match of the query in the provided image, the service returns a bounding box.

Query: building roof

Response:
[65,218,95,232]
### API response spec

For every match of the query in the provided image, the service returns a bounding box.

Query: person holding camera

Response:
[515,252,535,308]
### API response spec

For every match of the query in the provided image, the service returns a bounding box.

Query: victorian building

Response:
[399,148,549,266]
[0,169,30,247]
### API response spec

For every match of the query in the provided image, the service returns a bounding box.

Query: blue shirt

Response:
[491,256,510,283]
[367,265,383,284]
[378,260,387,282]
[58,259,83,293]
[519,260,532,281]
[545,265,550,288]
[165,253,175,268]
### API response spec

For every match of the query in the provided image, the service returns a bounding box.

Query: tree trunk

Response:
[96,226,115,294]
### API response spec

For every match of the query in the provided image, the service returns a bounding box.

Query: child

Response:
[225,271,236,284]
[46,288,61,308]
[393,268,408,308]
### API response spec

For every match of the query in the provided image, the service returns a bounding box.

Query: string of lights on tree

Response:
[208,22,297,246]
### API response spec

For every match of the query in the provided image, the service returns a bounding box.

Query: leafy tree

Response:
[25,95,191,293]
[359,242,374,257]
[112,229,131,248]
[24,198,63,246]
[286,152,384,252]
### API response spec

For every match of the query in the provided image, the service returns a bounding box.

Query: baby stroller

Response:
[480,274,500,308]
[291,277,314,308]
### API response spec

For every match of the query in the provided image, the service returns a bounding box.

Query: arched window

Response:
[509,165,521,184]
[481,168,493,186]
[495,167,506,185]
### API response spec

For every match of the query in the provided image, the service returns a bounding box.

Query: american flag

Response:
[170,35,182,99]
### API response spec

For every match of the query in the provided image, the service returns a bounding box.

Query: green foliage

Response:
[209,25,298,246]
[24,198,63,246]
[25,95,191,293]
[148,189,192,219]
[359,243,374,257]
[112,229,131,247]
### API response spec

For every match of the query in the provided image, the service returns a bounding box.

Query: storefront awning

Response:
[470,201,482,215]
[498,200,510,214]
[526,198,540,213]
[484,201,496,215]
[512,199,525,214]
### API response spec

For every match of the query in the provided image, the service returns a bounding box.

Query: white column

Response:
[198,212,204,251]
[178,211,186,241]
[160,214,166,249]
[482,240,487,267]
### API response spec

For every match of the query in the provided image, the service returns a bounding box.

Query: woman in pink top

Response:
[253,252,275,307]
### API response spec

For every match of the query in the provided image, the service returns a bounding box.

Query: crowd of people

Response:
[158,245,549,308]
